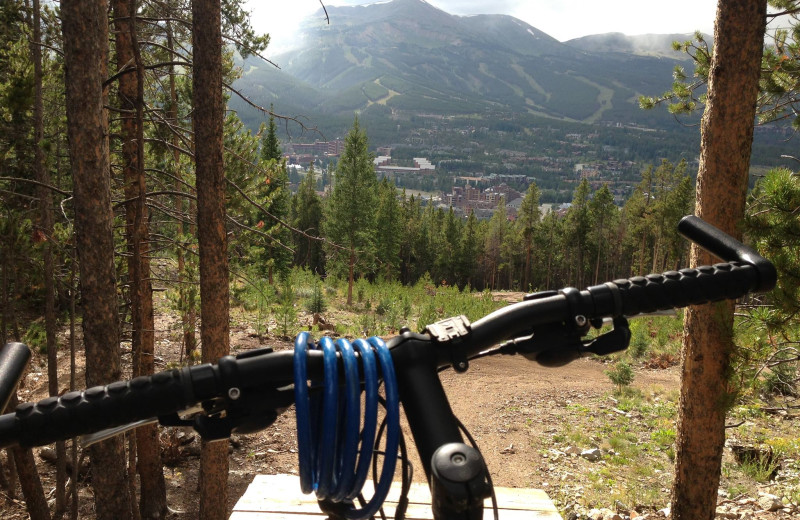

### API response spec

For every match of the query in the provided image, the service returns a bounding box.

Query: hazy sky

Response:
[245,0,720,51]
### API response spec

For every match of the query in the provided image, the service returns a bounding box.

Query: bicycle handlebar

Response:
[0,216,778,520]
[0,343,30,414]
[678,215,777,289]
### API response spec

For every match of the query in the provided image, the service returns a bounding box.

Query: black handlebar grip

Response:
[587,262,760,317]
[0,368,192,449]
[678,215,777,293]
[0,343,31,414]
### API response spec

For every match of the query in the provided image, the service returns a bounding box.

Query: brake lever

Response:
[80,418,159,447]
[498,316,631,367]
[498,322,584,367]
[80,404,207,447]
[581,316,631,356]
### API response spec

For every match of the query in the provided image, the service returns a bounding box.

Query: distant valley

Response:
[228,0,793,199]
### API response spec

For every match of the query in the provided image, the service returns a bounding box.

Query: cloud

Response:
[247,0,717,47]
[429,0,521,15]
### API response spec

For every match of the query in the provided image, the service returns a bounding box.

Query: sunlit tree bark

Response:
[671,2,767,519]
[192,0,230,517]
[61,0,133,517]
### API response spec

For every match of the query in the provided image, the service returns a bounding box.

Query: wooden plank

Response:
[231,474,562,519]
[231,508,548,520]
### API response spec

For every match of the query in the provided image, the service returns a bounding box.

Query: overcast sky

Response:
[245,0,721,52]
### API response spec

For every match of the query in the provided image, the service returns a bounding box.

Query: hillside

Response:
[231,0,694,130]
[565,32,708,58]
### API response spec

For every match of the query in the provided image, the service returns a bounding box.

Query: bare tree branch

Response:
[222,34,279,69]
[223,81,321,138]
[0,176,71,197]
[319,0,330,24]
[226,214,294,254]
[225,177,345,251]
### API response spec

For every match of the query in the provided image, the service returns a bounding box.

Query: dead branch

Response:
[222,34,279,69]
[226,214,294,254]
[0,176,71,197]
[223,81,321,138]
[225,177,345,251]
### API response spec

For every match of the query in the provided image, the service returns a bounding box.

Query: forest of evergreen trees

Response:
[282,126,697,296]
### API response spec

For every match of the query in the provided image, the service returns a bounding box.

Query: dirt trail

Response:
[440,355,680,487]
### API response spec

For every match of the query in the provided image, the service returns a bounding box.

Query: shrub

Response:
[416,302,439,332]
[305,282,327,314]
[762,360,798,397]
[359,312,377,336]
[650,428,676,449]
[24,319,48,354]
[606,360,634,392]
[375,297,392,316]
[401,296,412,320]
[629,324,649,359]
[274,278,297,338]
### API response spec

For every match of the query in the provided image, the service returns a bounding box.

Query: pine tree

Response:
[292,164,324,273]
[62,0,133,515]
[192,0,231,516]
[536,210,566,289]
[417,201,439,282]
[650,160,694,271]
[743,167,800,399]
[258,110,292,284]
[375,178,402,281]
[566,179,592,287]
[323,117,377,305]
[670,3,768,518]
[621,165,655,275]
[435,207,461,285]
[517,182,541,290]
[458,210,481,289]
[588,184,619,284]
[399,192,423,284]
[261,107,281,162]
[483,198,508,290]
[501,215,522,289]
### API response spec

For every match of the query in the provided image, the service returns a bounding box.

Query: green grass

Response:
[228,267,507,340]
[547,383,693,511]
[650,428,676,449]
[738,453,780,483]
[625,314,683,366]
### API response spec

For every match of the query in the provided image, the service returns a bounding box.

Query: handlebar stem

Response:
[389,332,464,479]
[388,331,491,518]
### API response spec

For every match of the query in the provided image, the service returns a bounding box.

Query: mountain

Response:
[565,32,708,58]
[231,0,693,130]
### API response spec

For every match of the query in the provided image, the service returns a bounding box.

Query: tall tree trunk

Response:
[347,249,355,306]
[670,2,767,519]
[192,0,230,518]
[7,393,51,520]
[1,242,21,342]
[6,449,17,499]
[112,0,168,517]
[69,248,79,520]
[10,449,49,520]
[1,258,6,345]
[60,1,133,518]
[30,0,67,515]
[165,23,198,361]
[523,241,531,290]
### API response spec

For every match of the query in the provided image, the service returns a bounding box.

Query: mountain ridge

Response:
[232,0,695,131]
